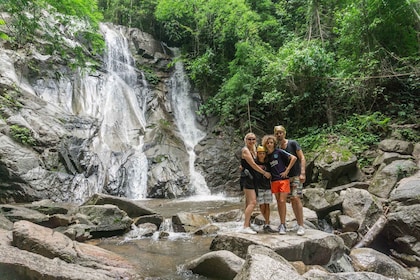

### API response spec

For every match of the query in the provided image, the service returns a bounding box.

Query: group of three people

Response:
[240,125,306,235]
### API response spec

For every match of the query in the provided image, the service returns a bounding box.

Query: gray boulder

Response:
[350,247,416,280]
[234,245,304,280]
[210,229,345,265]
[184,250,245,280]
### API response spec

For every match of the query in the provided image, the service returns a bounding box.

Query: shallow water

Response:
[95,196,244,279]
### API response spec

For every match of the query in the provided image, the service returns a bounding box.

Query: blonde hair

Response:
[262,134,277,149]
[244,132,257,154]
[273,125,286,136]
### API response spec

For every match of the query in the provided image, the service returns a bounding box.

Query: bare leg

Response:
[278,192,288,225]
[291,196,304,226]
[259,204,270,224]
[244,189,257,228]
[274,192,285,224]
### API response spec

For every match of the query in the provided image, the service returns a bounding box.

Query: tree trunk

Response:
[353,214,388,249]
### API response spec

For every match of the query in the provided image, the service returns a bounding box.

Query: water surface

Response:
[95,197,243,279]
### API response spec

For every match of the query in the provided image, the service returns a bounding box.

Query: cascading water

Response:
[34,23,150,201]
[92,23,149,199]
[33,23,214,201]
[169,53,211,197]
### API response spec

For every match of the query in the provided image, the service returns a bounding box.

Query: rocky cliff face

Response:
[0,14,240,203]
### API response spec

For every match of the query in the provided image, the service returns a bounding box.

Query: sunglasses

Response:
[247,138,256,140]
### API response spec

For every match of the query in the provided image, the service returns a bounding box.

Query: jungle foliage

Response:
[1,0,419,141]
[0,0,104,69]
[95,0,419,137]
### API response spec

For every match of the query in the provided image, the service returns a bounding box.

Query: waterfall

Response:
[95,23,149,199]
[31,23,215,201]
[169,53,211,196]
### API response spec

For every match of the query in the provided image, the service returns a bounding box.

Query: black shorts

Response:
[240,170,254,190]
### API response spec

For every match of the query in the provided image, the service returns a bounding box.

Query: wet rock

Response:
[172,212,211,233]
[184,250,244,280]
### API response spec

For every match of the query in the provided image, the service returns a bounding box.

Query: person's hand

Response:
[299,174,306,183]
[280,170,289,178]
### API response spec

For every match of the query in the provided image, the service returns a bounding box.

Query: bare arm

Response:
[242,147,270,178]
[296,149,306,183]
[281,154,297,178]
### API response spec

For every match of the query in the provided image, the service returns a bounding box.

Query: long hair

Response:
[244,132,257,155]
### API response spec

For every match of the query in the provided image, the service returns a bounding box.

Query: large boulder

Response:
[82,193,155,218]
[210,229,345,265]
[341,188,383,235]
[234,245,304,280]
[383,172,420,267]
[350,247,416,280]
[78,204,133,237]
[313,146,361,188]
[184,250,245,280]
[368,159,417,198]
[0,221,141,279]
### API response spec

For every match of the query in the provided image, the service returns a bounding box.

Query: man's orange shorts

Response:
[271,179,290,194]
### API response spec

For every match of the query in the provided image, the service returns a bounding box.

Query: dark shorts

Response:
[240,176,254,190]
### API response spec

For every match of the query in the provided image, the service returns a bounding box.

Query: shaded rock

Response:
[0,204,50,225]
[302,188,343,217]
[61,223,92,241]
[23,199,75,215]
[338,215,360,232]
[46,213,73,228]
[184,250,245,280]
[368,159,417,198]
[350,247,416,280]
[0,213,13,230]
[378,139,414,155]
[315,149,360,188]
[234,245,304,280]
[383,203,420,266]
[329,182,370,193]
[342,188,383,235]
[134,213,164,228]
[372,151,413,168]
[337,232,359,249]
